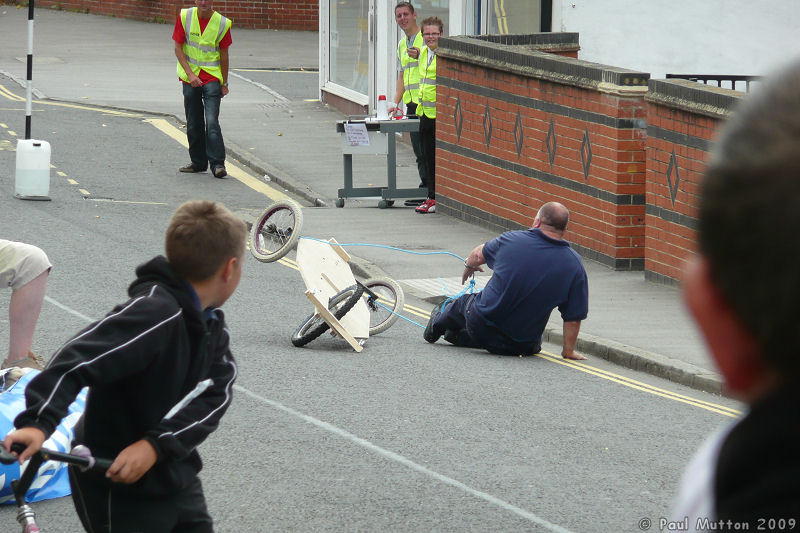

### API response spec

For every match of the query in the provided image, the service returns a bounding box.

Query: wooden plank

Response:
[296,238,369,339]
[328,238,351,262]
[306,290,364,352]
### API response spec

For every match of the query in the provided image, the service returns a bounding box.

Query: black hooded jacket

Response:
[15,256,237,495]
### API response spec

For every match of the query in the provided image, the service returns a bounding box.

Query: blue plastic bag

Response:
[0,369,86,504]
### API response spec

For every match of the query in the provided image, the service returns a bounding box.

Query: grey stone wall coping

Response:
[473,32,580,52]
[646,78,743,119]
[437,35,649,95]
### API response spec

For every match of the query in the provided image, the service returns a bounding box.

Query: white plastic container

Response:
[376,94,389,121]
[15,139,51,201]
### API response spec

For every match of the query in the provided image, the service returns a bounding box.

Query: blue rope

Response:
[372,299,426,329]
[436,277,479,314]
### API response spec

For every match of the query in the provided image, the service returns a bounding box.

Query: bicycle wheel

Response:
[291,284,365,347]
[249,199,303,263]
[363,277,404,335]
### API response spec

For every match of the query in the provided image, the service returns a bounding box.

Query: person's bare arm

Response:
[562,321,586,360]
[174,41,202,87]
[392,72,404,111]
[462,244,486,284]
[220,47,229,97]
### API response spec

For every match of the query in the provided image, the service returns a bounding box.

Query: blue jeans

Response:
[432,293,541,356]
[182,81,225,170]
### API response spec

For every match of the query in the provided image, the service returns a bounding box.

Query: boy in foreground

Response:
[4,200,246,532]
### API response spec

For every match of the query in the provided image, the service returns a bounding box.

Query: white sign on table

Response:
[344,122,370,147]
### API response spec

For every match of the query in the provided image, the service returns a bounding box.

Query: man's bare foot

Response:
[562,352,587,361]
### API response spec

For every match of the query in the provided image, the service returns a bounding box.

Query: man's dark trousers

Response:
[431,293,541,356]
[406,102,427,185]
[183,80,225,171]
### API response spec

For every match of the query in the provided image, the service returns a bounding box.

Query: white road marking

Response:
[44,296,96,323]
[401,276,490,297]
[229,71,289,103]
[234,384,574,533]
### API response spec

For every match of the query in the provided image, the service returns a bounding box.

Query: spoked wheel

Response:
[249,199,304,263]
[362,277,404,335]
[291,284,365,347]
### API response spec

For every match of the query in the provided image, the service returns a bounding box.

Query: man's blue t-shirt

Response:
[472,229,588,344]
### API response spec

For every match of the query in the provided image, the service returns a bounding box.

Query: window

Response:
[413,0,450,36]
[329,0,370,96]
[486,0,543,34]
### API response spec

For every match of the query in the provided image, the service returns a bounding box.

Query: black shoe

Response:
[444,329,474,347]
[179,163,207,173]
[404,199,425,207]
[212,165,227,179]
[443,329,460,345]
[423,308,442,343]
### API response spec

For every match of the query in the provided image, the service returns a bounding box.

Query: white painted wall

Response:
[552,0,800,81]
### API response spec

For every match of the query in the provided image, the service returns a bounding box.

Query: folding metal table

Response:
[335,117,426,208]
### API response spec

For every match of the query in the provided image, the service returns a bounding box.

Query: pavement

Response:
[0,7,720,394]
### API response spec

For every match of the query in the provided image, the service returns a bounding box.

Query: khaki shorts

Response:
[0,239,52,291]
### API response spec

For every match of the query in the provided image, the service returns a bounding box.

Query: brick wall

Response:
[1,0,318,30]
[435,35,649,269]
[644,79,741,284]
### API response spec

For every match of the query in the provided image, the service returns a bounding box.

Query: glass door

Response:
[322,0,371,106]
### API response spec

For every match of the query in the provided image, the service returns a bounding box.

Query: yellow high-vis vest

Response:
[397,32,424,104]
[176,7,232,83]
[418,46,437,119]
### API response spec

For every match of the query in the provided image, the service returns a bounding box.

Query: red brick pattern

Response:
[436,57,648,268]
[2,1,318,30]
[645,105,722,281]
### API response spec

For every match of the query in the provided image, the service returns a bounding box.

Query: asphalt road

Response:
[0,84,742,532]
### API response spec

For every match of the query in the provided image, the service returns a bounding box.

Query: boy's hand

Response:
[3,427,46,464]
[106,439,157,484]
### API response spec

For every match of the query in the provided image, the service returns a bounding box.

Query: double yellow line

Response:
[0,84,26,102]
[0,85,141,118]
[536,351,741,417]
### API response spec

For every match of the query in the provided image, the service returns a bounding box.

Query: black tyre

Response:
[249,199,303,263]
[363,277,404,335]
[291,284,365,347]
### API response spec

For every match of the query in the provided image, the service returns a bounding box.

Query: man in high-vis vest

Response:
[173,0,232,179]
[415,16,442,214]
[390,2,426,199]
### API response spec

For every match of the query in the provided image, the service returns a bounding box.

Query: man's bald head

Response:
[535,202,569,234]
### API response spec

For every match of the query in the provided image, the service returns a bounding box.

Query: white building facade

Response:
[319,0,800,112]
[319,0,547,112]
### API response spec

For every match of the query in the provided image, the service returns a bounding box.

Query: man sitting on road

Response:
[424,202,589,359]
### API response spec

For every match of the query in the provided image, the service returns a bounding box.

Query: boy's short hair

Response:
[165,200,247,281]
[395,1,415,13]
[421,16,444,33]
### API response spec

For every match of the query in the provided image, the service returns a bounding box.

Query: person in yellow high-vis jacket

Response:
[415,16,442,214]
[173,0,232,179]
[390,2,427,198]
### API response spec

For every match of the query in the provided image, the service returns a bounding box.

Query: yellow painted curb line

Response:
[145,118,290,203]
